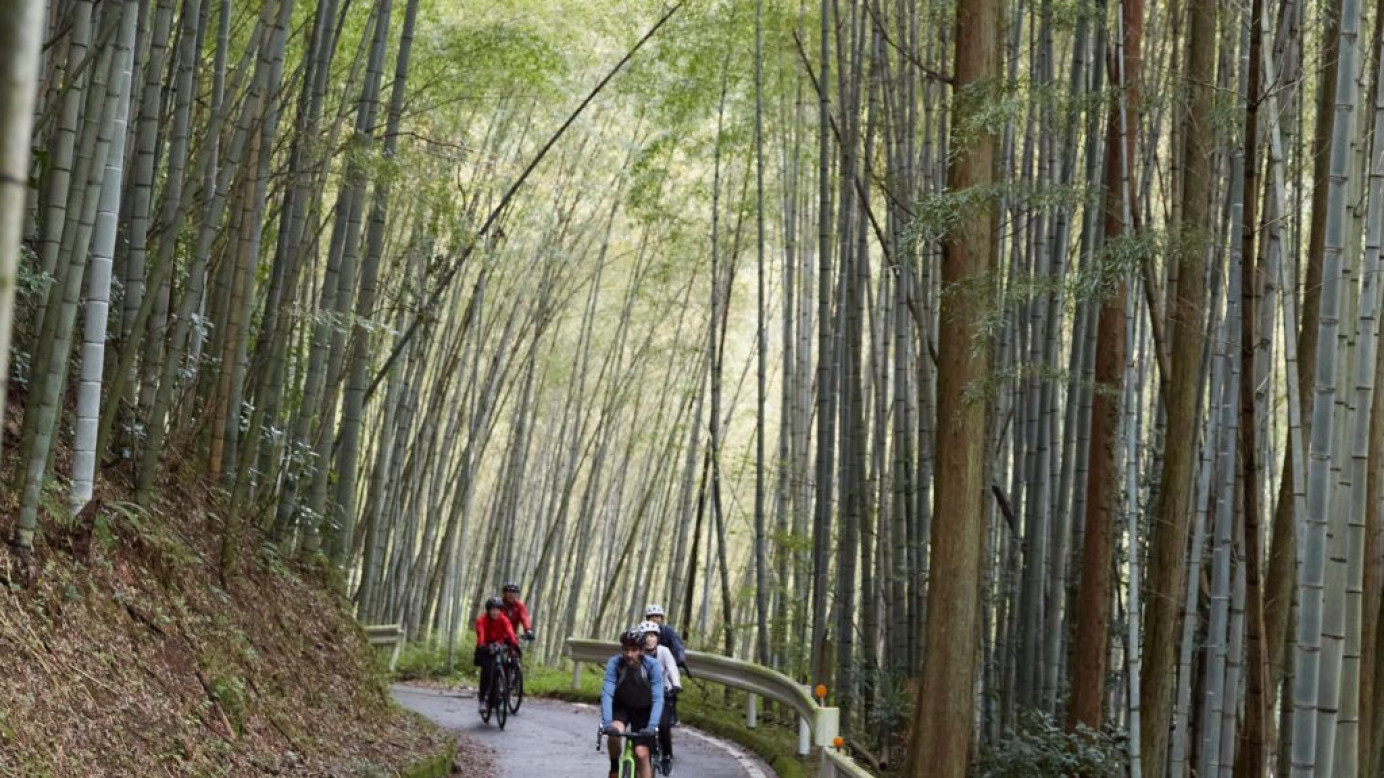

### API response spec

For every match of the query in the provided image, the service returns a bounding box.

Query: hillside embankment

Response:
[0,465,488,776]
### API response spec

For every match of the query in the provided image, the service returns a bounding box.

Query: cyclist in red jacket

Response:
[475,596,519,715]
[501,582,534,641]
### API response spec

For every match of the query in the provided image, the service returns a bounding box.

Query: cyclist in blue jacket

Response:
[601,628,664,778]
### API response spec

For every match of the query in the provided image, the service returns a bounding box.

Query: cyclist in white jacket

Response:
[637,620,681,773]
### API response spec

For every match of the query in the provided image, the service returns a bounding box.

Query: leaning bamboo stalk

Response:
[0,0,45,460]
[35,0,93,301]
[120,0,172,342]
[135,0,276,504]
[71,0,139,512]
[333,0,420,566]
[13,23,120,552]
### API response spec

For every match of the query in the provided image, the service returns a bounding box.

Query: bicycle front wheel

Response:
[494,669,508,730]
[507,662,524,714]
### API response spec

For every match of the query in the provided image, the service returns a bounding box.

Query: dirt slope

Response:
[0,481,456,777]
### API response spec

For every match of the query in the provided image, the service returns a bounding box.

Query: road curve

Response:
[392,684,774,778]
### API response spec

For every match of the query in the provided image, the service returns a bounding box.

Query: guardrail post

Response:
[571,659,582,691]
[389,637,403,672]
[798,716,811,756]
[813,707,840,748]
[746,693,758,728]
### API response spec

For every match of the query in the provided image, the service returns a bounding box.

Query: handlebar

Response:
[596,725,658,750]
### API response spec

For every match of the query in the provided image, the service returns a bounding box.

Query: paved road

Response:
[392,684,773,778]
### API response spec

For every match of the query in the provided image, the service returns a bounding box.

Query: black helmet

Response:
[620,629,643,647]
[502,582,521,593]
[485,596,504,610]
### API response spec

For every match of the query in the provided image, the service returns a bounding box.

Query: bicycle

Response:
[505,633,533,714]
[479,642,509,730]
[597,725,663,778]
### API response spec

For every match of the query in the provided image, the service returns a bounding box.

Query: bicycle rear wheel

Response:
[507,662,524,714]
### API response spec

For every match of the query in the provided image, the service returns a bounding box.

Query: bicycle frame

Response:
[597,726,658,778]
[482,643,510,729]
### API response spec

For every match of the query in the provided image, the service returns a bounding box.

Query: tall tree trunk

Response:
[1234,0,1270,770]
[1362,22,1384,778]
[906,0,999,768]
[810,0,838,690]
[1140,0,1218,773]
[1068,0,1140,729]
[752,0,770,667]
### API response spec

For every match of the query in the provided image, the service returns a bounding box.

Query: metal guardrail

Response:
[565,638,874,776]
[819,749,877,777]
[364,623,405,672]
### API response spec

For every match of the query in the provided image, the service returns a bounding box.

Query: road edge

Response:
[400,740,457,778]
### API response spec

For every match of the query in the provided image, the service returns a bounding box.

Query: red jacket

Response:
[502,599,532,633]
[475,613,519,648]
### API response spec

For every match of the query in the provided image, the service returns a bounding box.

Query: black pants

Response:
[475,645,520,703]
[658,694,676,757]
[476,647,497,703]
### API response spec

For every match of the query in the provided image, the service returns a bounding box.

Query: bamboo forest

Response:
[1,0,1383,774]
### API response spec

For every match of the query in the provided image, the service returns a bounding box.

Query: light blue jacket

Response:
[601,654,664,728]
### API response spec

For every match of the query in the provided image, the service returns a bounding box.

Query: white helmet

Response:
[644,604,665,618]
[637,621,661,636]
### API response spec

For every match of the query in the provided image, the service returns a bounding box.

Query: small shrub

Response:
[977,711,1125,777]
[209,675,248,735]
[391,641,474,683]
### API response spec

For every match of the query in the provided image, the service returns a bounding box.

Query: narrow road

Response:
[392,684,773,778]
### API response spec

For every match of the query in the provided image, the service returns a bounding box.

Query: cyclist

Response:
[601,628,665,778]
[638,621,681,773]
[501,582,535,641]
[643,605,687,672]
[474,596,519,716]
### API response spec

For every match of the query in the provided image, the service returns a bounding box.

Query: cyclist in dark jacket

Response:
[643,604,687,668]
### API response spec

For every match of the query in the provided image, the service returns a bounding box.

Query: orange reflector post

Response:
[814,684,828,700]
[833,737,844,750]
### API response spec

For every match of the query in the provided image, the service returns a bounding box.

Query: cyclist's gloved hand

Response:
[524,630,535,641]
[670,686,682,697]
[641,727,659,738]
